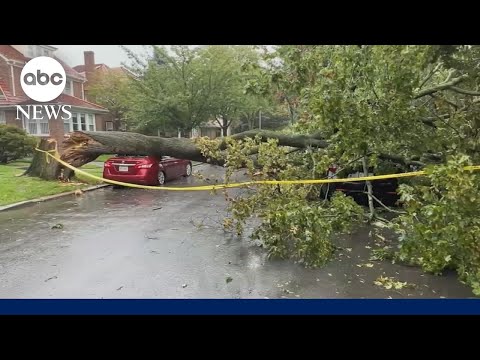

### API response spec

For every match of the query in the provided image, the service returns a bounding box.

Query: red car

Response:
[103,155,192,186]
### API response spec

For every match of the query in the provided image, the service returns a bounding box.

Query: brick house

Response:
[73,51,134,131]
[0,45,111,144]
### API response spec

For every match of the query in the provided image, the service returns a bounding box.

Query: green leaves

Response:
[374,276,413,290]
[393,154,480,295]
[0,125,36,164]
[248,189,363,267]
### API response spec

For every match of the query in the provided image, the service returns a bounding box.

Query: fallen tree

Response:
[54,130,430,180]
[24,128,435,182]
[24,130,329,181]
[59,130,328,167]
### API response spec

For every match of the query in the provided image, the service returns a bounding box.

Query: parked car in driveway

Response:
[103,155,192,186]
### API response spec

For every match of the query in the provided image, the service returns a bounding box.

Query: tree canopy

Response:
[116,45,283,136]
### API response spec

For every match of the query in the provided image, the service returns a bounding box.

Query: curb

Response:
[0,184,111,212]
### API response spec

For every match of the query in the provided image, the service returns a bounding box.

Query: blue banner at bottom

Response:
[0,299,479,315]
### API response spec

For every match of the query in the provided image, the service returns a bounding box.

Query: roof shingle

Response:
[16,93,107,111]
[0,45,27,62]
[53,57,85,80]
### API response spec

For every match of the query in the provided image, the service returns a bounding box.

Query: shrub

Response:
[0,125,37,164]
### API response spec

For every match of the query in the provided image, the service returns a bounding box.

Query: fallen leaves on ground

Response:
[374,276,415,290]
[356,263,374,268]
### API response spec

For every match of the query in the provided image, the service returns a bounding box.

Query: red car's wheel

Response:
[185,163,192,177]
[158,170,166,185]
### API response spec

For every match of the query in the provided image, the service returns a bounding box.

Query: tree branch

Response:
[221,130,329,149]
[449,86,480,96]
[418,63,442,89]
[361,192,406,214]
[414,74,469,99]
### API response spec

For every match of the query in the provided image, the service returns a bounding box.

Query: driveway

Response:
[0,165,474,298]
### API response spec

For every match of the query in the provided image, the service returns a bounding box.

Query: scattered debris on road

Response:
[357,263,375,268]
[44,276,57,282]
[374,276,415,290]
[51,223,63,229]
[226,276,233,283]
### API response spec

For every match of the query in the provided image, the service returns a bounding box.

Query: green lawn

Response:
[95,154,115,162]
[74,165,104,185]
[0,160,106,206]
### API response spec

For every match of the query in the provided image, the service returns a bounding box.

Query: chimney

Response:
[84,51,95,82]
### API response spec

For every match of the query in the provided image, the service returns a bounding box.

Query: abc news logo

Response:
[23,70,64,86]
[17,56,71,120]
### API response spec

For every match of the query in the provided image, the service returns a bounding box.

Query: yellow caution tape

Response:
[35,148,480,191]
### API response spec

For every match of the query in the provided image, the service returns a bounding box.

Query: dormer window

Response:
[26,45,52,58]
[27,45,34,58]
[63,80,73,95]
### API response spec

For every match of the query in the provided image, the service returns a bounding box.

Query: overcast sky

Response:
[52,45,271,68]
[52,45,151,67]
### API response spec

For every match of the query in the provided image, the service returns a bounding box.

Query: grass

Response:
[0,159,107,206]
[95,154,115,162]
[73,166,104,185]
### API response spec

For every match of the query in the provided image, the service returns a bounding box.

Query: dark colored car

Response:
[103,155,192,186]
[322,166,400,207]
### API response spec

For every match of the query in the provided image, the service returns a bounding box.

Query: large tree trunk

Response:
[56,130,431,181]
[59,130,329,178]
[24,138,62,180]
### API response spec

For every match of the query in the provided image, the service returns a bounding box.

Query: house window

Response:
[72,113,79,131]
[0,111,5,124]
[63,80,73,95]
[64,118,71,133]
[106,121,114,131]
[68,113,96,132]
[80,114,86,130]
[23,110,49,136]
[87,114,95,131]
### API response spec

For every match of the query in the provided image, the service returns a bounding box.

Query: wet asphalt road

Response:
[0,165,475,298]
